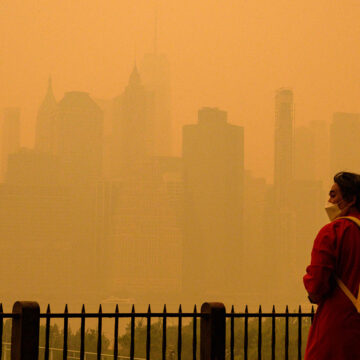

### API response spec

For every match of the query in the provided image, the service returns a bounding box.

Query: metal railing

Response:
[227,305,315,360]
[2,301,315,360]
[41,303,202,360]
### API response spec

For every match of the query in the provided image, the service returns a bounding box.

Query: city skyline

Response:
[1,63,357,308]
[1,0,360,181]
[1,0,360,312]
[0,68,348,187]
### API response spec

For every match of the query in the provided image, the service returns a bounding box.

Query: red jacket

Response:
[303,209,360,360]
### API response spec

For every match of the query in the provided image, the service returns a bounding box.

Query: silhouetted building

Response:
[274,88,294,205]
[242,171,268,302]
[6,148,61,185]
[271,89,296,299]
[1,107,20,180]
[54,91,103,183]
[35,78,57,153]
[182,107,244,301]
[112,65,154,178]
[98,157,183,300]
[294,126,315,181]
[94,98,113,179]
[0,172,100,305]
[309,120,329,184]
[330,112,360,175]
[140,53,172,156]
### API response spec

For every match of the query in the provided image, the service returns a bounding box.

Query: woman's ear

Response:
[349,196,357,207]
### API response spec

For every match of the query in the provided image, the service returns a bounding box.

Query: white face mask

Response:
[325,202,342,221]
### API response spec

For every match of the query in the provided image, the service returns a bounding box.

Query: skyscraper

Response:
[182,107,244,301]
[271,89,296,299]
[54,91,103,183]
[330,112,360,175]
[293,126,315,181]
[111,65,154,178]
[1,107,20,180]
[140,53,172,156]
[103,158,183,300]
[274,88,294,205]
[35,78,57,153]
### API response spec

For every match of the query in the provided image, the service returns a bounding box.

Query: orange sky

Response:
[1,0,360,181]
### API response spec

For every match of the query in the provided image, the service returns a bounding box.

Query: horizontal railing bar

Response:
[39,312,205,318]
[38,312,314,319]
[0,314,18,318]
[226,313,313,318]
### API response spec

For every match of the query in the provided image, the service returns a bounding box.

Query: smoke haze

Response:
[1,0,360,312]
[1,0,360,180]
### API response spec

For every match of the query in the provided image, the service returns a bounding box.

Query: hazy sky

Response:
[1,0,360,181]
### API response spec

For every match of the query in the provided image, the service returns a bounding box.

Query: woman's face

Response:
[328,183,346,208]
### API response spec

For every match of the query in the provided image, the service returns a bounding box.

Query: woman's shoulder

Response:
[318,215,360,238]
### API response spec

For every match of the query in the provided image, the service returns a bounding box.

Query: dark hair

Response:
[334,171,360,211]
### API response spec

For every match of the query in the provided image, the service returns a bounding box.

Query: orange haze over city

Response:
[1,0,360,182]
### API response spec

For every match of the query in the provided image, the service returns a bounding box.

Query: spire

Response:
[35,76,58,152]
[40,76,57,110]
[128,63,141,86]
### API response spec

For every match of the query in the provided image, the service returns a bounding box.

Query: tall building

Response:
[1,107,20,180]
[274,88,294,206]
[6,148,61,185]
[309,120,329,184]
[272,89,296,299]
[182,107,244,302]
[0,148,100,305]
[97,157,183,300]
[330,112,360,175]
[293,126,315,181]
[54,91,103,183]
[111,65,154,178]
[242,171,268,302]
[140,53,172,156]
[35,78,57,153]
[94,98,113,180]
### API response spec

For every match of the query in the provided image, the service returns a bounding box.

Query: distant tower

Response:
[1,107,20,180]
[330,112,360,175]
[274,88,294,205]
[272,89,296,293]
[293,126,315,181]
[54,91,103,183]
[309,120,329,184]
[139,5,172,157]
[112,65,154,177]
[35,77,57,153]
[182,107,244,300]
[139,54,171,157]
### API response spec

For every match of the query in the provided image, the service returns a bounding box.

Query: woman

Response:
[304,172,360,359]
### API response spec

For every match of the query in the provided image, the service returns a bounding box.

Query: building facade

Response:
[182,107,244,302]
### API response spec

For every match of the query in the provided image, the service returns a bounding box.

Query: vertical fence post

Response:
[200,302,225,360]
[11,301,40,360]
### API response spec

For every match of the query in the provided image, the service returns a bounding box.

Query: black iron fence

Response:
[1,301,315,360]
